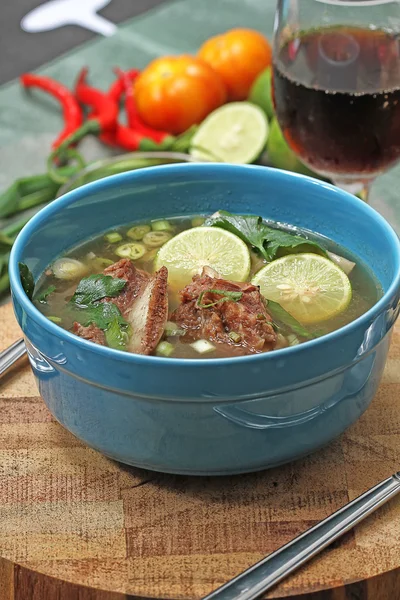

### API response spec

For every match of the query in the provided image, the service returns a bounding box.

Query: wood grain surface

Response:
[0,302,400,600]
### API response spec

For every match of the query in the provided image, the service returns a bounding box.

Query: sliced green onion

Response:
[191,217,205,227]
[190,339,215,354]
[151,220,173,232]
[115,243,146,260]
[164,321,185,337]
[155,341,175,357]
[105,232,122,244]
[143,231,172,248]
[275,333,288,349]
[287,333,300,346]
[48,316,62,323]
[228,332,241,343]
[127,225,151,241]
[52,258,88,280]
[90,257,114,271]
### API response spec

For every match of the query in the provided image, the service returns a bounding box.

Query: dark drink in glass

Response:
[273,26,400,182]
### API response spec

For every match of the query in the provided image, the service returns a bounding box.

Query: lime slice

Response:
[190,102,269,164]
[155,226,251,288]
[252,253,352,324]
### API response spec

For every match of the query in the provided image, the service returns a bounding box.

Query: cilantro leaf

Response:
[261,228,327,261]
[35,285,56,304]
[105,316,131,350]
[265,299,313,339]
[71,301,131,351]
[73,301,126,329]
[205,211,327,261]
[19,262,35,300]
[205,212,270,259]
[70,274,126,308]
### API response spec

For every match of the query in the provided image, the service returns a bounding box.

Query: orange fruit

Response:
[134,55,227,135]
[198,28,272,101]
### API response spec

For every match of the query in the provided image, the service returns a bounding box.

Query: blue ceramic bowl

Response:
[9,164,400,475]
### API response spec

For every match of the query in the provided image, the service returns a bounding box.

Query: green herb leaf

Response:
[105,316,130,350]
[19,262,35,300]
[70,274,126,308]
[265,299,313,339]
[197,288,243,308]
[261,228,327,261]
[74,301,126,330]
[205,212,270,259]
[36,284,56,304]
[206,211,327,261]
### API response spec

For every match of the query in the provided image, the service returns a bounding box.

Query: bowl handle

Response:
[214,404,323,429]
[214,356,374,430]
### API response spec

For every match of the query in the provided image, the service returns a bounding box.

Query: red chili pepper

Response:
[89,70,140,148]
[75,67,119,132]
[107,68,140,103]
[20,73,83,150]
[114,68,171,144]
[48,68,120,165]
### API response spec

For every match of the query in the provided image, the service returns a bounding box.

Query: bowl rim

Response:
[9,162,400,367]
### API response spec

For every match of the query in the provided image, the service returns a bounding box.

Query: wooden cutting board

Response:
[1,301,400,600]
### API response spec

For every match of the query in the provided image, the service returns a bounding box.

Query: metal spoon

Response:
[202,472,400,599]
[0,339,27,380]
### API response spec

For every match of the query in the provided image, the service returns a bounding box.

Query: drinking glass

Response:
[272,0,400,198]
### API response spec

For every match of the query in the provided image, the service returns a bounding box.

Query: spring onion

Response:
[287,333,300,346]
[115,243,146,260]
[89,256,114,271]
[105,232,122,244]
[151,220,174,232]
[127,225,151,241]
[164,321,185,337]
[143,231,172,248]
[52,258,88,280]
[228,332,241,343]
[190,339,216,354]
[156,341,175,357]
[48,316,62,323]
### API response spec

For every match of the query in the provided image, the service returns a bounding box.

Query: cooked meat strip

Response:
[171,268,277,354]
[103,258,150,314]
[72,322,106,345]
[72,259,168,355]
[126,266,169,355]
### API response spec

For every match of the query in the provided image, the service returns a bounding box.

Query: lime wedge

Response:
[252,253,352,324]
[248,66,275,120]
[155,226,251,288]
[190,102,269,164]
[266,117,316,177]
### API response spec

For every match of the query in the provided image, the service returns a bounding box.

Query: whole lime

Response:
[248,66,274,120]
[266,118,317,177]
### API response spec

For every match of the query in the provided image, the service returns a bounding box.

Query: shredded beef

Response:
[171,269,277,354]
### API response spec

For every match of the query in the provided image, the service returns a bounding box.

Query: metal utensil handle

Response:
[0,338,27,379]
[203,473,400,600]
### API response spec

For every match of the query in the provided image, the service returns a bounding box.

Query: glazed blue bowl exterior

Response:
[9,164,400,475]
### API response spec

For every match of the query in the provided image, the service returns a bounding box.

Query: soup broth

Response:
[33,214,382,359]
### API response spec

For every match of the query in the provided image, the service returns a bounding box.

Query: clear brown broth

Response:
[34,215,383,359]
